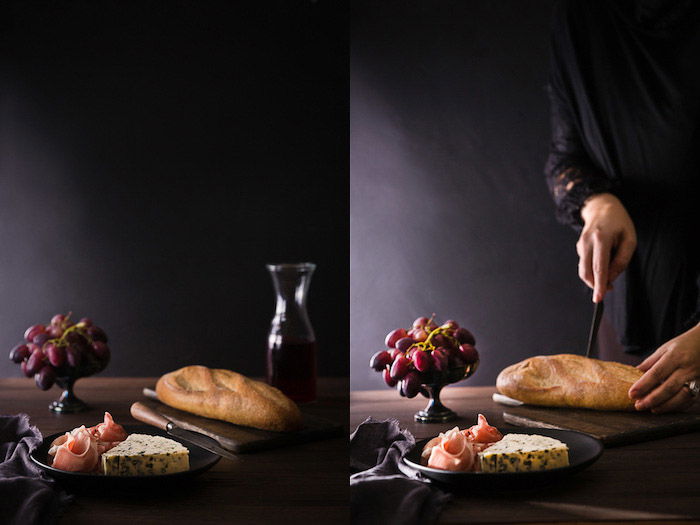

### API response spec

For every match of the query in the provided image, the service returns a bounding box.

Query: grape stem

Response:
[407,325,458,354]
[402,315,458,356]
[46,321,94,350]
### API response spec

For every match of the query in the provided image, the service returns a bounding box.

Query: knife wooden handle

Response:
[131,401,171,430]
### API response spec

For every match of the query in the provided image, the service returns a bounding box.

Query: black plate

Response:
[31,424,220,485]
[404,427,603,489]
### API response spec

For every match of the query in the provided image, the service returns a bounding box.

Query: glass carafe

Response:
[266,262,316,403]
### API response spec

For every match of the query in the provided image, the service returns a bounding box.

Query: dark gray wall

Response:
[0,1,348,379]
[351,0,592,390]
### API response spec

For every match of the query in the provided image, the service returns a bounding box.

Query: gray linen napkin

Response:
[350,417,451,525]
[0,414,73,525]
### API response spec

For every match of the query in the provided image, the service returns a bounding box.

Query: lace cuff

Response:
[544,72,617,229]
[545,163,617,229]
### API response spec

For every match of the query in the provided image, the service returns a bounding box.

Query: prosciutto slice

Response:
[49,413,128,472]
[427,427,476,472]
[51,426,100,472]
[421,435,442,460]
[464,413,503,444]
[421,414,504,472]
[89,412,127,442]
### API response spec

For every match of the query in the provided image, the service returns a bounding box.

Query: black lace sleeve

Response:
[544,83,616,230]
[544,2,618,230]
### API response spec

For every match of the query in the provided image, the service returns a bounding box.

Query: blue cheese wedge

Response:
[102,434,189,476]
[478,433,569,473]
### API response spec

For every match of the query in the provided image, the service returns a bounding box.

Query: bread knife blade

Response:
[492,393,524,406]
[130,402,238,461]
[585,300,604,358]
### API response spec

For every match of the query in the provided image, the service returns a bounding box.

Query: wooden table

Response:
[351,386,700,524]
[1,377,349,525]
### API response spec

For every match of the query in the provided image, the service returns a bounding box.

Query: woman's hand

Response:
[578,193,637,303]
[628,324,700,413]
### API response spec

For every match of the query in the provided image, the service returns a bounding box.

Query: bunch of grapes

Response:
[369,315,479,398]
[8,313,110,391]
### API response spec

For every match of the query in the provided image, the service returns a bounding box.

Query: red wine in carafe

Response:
[266,337,316,403]
[266,262,317,403]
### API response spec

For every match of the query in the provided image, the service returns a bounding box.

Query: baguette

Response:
[156,365,302,432]
[496,354,643,411]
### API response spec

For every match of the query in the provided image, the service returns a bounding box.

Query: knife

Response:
[130,402,238,461]
[492,393,524,406]
[585,300,604,358]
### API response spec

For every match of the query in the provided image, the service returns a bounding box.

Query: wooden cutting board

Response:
[138,389,343,453]
[502,404,700,447]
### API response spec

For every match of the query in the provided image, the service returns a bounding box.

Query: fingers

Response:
[636,347,666,373]
[630,326,700,412]
[608,235,636,284]
[628,350,676,401]
[591,233,611,303]
[577,238,594,290]
[632,369,686,411]
[577,229,613,303]
[649,386,695,414]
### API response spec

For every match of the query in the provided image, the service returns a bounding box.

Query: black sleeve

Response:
[544,2,617,230]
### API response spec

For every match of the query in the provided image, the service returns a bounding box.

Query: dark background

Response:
[0,1,348,379]
[351,0,594,390]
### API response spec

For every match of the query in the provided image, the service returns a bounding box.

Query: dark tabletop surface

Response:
[1,376,349,525]
[351,385,700,524]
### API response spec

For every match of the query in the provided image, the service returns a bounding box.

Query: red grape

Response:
[459,344,479,364]
[390,355,410,381]
[396,381,406,397]
[35,365,56,391]
[441,344,458,358]
[78,317,93,327]
[412,317,429,328]
[408,328,428,342]
[402,371,421,398]
[9,343,30,364]
[384,328,407,348]
[92,341,110,362]
[395,337,414,352]
[389,348,403,361]
[449,353,465,368]
[413,350,432,372]
[435,345,450,355]
[433,334,447,347]
[33,333,51,347]
[443,337,459,351]
[46,343,66,367]
[47,325,64,338]
[432,349,447,372]
[65,331,86,344]
[383,366,397,387]
[441,320,459,330]
[50,314,67,327]
[26,349,45,376]
[455,328,476,345]
[88,325,108,343]
[66,345,82,368]
[369,350,392,371]
[21,360,32,377]
[24,324,46,343]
